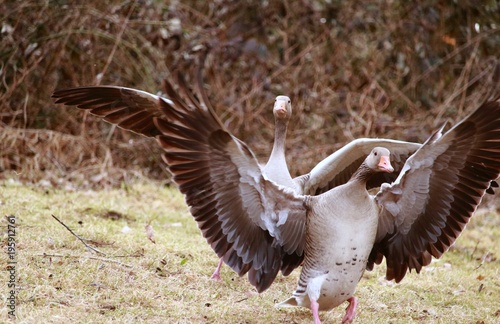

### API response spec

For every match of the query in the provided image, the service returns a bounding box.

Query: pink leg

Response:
[342,296,358,323]
[210,258,224,281]
[310,298,322,324]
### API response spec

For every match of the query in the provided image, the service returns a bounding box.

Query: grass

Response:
[1,179,499,323]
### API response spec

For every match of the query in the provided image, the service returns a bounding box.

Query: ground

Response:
[1,180,499,323]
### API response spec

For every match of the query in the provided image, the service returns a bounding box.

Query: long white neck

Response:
[263,118,297,192]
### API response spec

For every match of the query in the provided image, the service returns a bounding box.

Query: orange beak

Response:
[378,155,394,173]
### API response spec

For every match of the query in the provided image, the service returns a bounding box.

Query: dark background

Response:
[1,0,499,188]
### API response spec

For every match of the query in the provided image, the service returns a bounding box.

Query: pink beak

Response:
[275,102,287,117]
[378,155,394,173]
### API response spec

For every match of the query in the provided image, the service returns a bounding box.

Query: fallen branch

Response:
[51,214,107,256]
[40,253,133,268]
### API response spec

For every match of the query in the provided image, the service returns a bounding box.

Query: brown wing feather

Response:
[52,75,306,293]
[154,74,305,292]
[371,98,500,282]
[52,86,167,137]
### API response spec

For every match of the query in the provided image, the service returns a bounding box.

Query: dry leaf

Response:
[145,224,156,243]
[442,35,456,46]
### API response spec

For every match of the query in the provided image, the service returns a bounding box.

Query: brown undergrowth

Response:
[1,1,499,188]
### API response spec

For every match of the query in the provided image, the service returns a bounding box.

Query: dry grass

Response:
[1,180,499,323]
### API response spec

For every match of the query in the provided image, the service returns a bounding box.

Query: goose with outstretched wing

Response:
[52,76,422,282]
[53,75,500,323]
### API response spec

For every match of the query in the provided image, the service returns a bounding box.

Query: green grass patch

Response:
[1,180,499,323]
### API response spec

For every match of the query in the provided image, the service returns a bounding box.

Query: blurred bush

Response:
[1,0,499,188]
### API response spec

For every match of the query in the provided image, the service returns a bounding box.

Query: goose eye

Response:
[374,151,378,156]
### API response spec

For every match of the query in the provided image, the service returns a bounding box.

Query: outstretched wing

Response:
[370,97,500,282]
[297,138,421,195]
[52,86,170,137]
[52,74,307,293]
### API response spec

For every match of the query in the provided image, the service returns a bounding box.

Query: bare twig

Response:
[384,79,420,114]
[51,214,107,256]
[434,63,494,122]
[402,29,498,93]
[226,30,329,112]
[97,1,137,84]
[40,253,133,268]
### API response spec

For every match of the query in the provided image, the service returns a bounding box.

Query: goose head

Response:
[274,95,292,121]
[367,147,394,173]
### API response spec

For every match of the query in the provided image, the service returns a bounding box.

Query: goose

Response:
[276,146,394,323]
[210,95,297,280]
[51,83,303,279]
[52,77,422,283]
[53,74,500,322]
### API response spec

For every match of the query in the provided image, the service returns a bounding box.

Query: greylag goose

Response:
[51,84,296,280]
[277,146,394,324]
[279,98,500,323]
[51,79,421,281]
[211,95,297,280]
[53,75,500,322]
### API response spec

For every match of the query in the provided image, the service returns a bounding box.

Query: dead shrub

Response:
[1,0,498,188]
